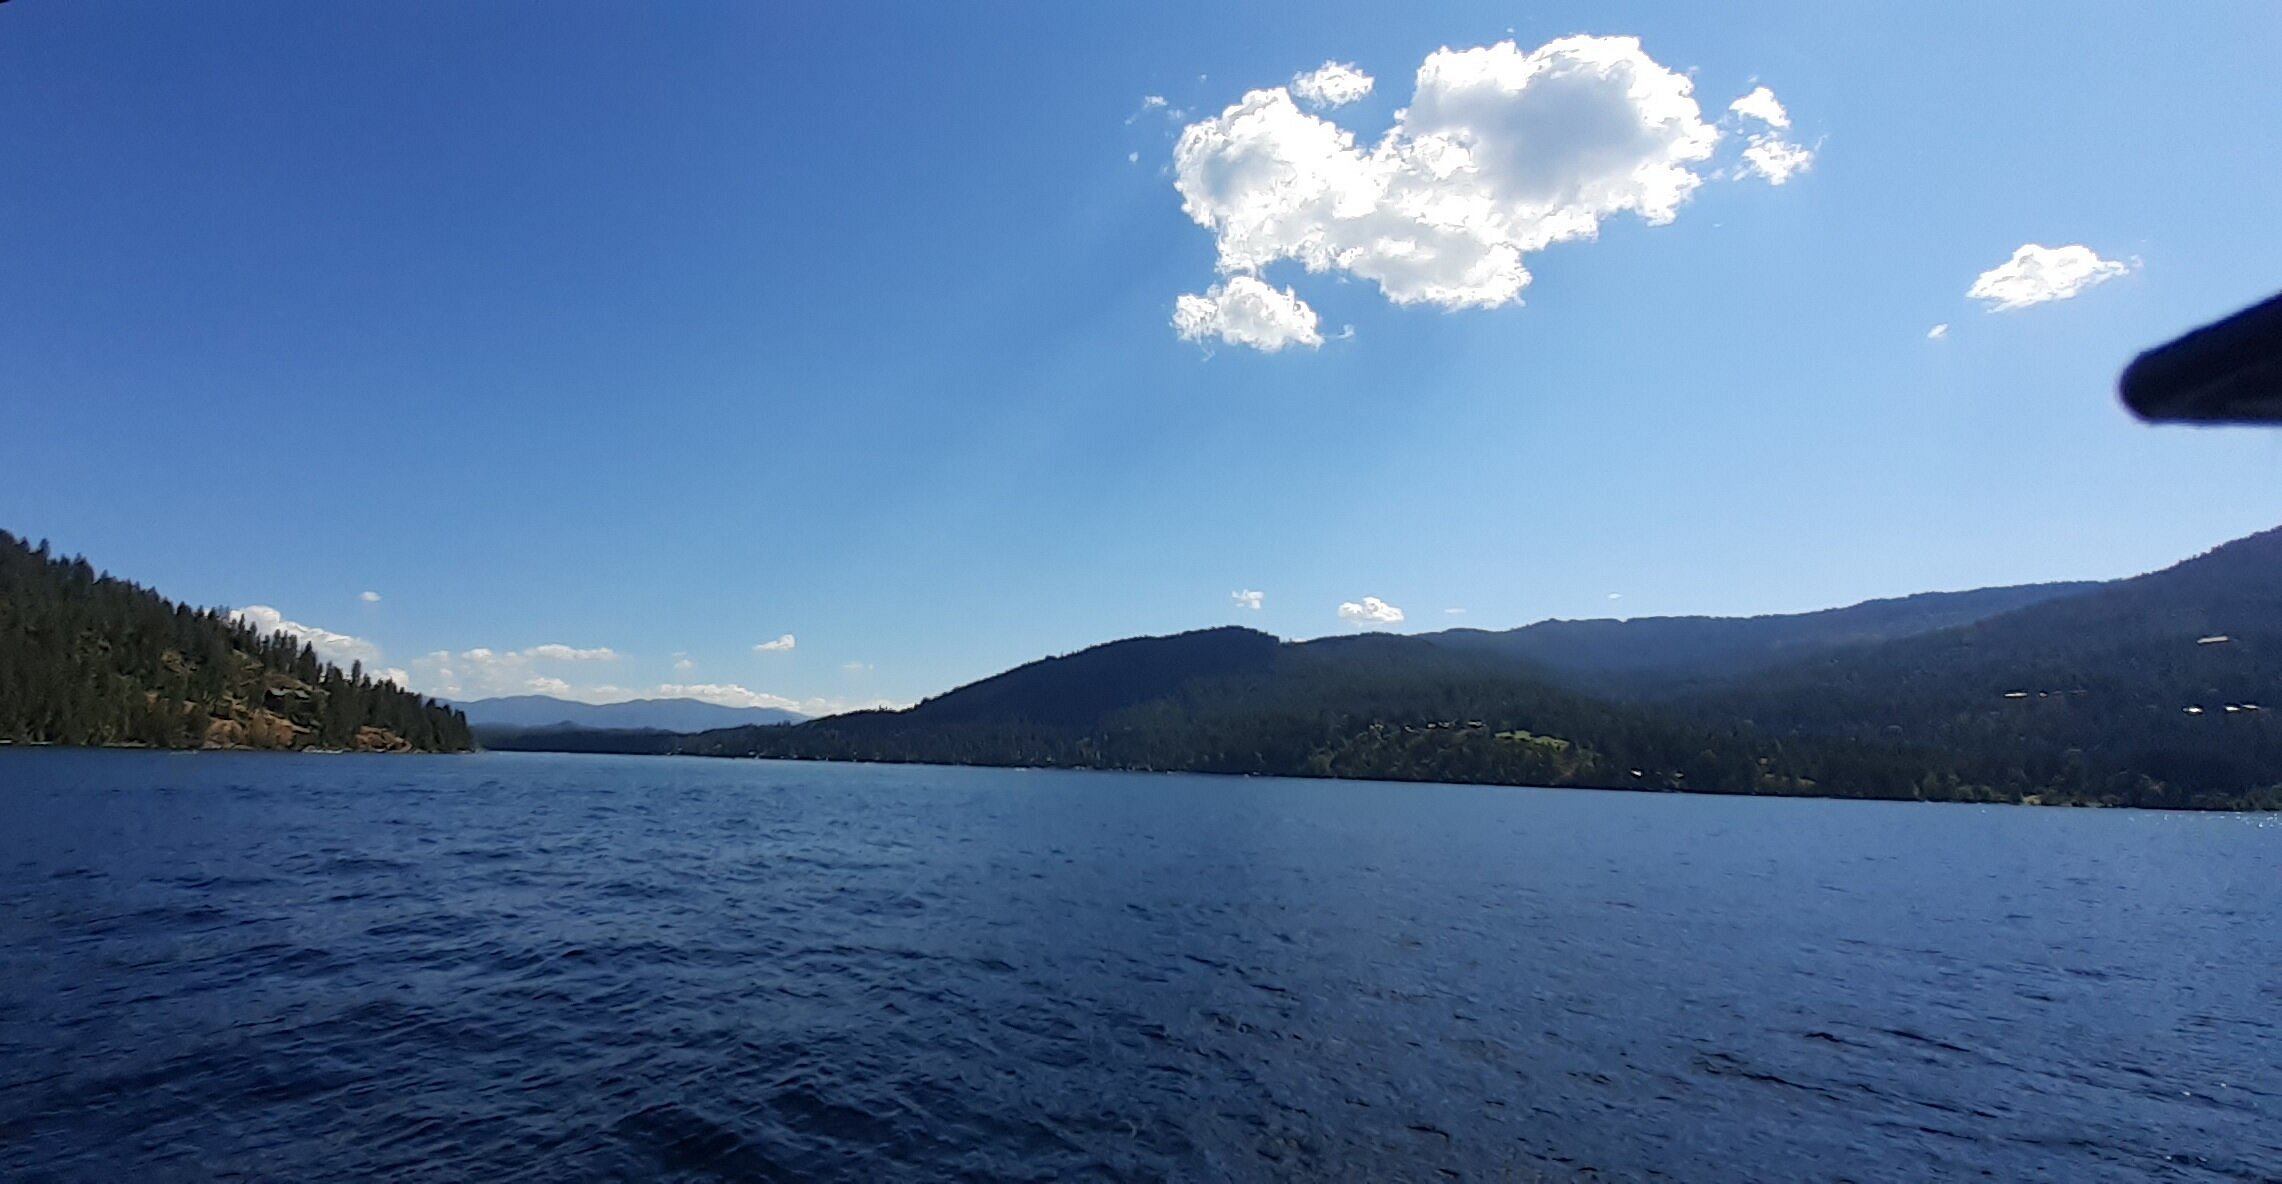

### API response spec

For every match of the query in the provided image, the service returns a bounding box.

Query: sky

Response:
[5,2,2282,714]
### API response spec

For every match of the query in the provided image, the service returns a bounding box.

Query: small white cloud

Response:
[527,644,617,662]
[753,634,797,653]
[231,605,384,669]
[1291,61,1373,108]
[1738,134,1814,184]
[1174,275,1322,351]
[1725,85,1813,185]
[1443,607,1466,616]
[1337,596,1405,625]
[1927,322,1949,340]
[370,667,411,689]
[1608,592,1623,600]
[1727,86,1789,128]
[673,657,696,673]
[842,661,873,673]
[1128,151,1140,164]
[1126,94,1173,125]
[1232,589,1265,610]
[1968,243,2133,311]
[358,591,381,603]
[525,676,573,696]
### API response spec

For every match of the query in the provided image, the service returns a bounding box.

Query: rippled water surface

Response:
[2,751,2279,1181]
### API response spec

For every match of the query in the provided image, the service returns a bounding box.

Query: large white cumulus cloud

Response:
[1172,36,1799,349]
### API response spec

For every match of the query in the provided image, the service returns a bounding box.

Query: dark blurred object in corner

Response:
[2122,291,2282,424]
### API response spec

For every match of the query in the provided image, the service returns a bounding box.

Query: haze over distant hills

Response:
[451,694,803,733]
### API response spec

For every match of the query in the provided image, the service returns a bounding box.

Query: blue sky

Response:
[5,2,2281,713]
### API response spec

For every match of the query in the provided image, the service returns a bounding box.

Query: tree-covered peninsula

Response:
[0,531,470,752]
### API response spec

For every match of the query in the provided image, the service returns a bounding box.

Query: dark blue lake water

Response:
[1,751,2277,1182]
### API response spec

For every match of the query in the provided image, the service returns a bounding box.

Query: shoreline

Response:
[11,742,2276,814]
[458,744,2282,814]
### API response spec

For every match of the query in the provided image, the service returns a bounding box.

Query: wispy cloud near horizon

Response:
[232,605,382,668]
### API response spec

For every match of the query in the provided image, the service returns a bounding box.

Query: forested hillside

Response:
[677,628,2215,807]
[684,631,1765,791]
[0,531,471,752]
[669,528,2282,810]
[1672,526,2282,808]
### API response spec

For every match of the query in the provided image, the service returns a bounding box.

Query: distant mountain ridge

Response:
[453,694,802,733]
[1424,581,2100,695]
[657,526,2282,810]
[837,627,1282,731]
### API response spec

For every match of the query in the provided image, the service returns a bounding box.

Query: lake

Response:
[1,750,2276,1181]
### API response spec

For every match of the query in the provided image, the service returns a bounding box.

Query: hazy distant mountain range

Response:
[451,694,803,733]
